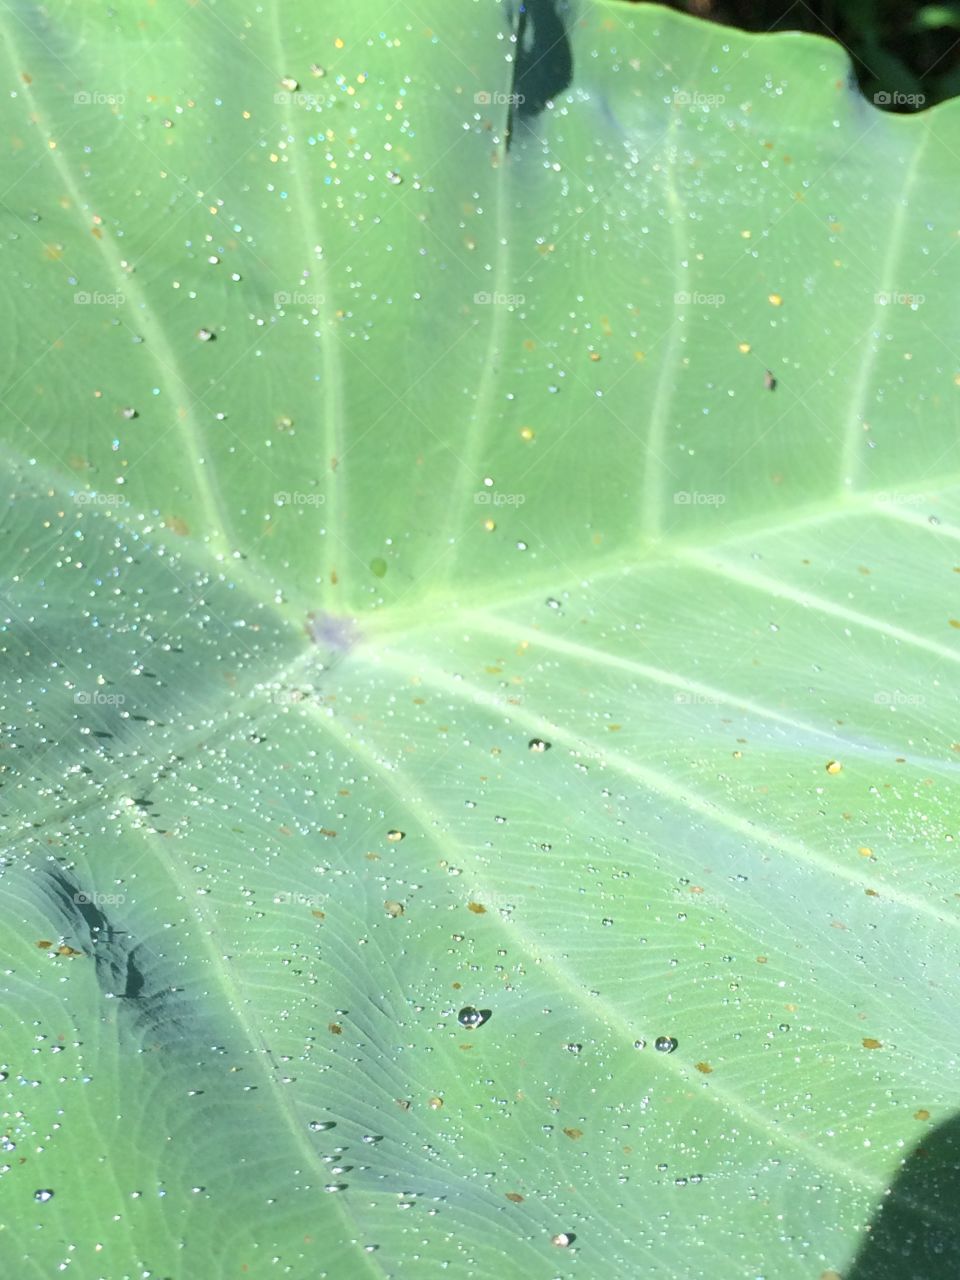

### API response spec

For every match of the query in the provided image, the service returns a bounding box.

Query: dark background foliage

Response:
[629,0,960,108]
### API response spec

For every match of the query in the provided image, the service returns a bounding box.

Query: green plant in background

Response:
[644,0,960,108]
[2,1,960,1277]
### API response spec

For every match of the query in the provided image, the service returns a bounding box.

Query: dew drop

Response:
[655,1036,678,1054]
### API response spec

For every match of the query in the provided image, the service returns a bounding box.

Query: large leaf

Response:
[2,1,959,1276]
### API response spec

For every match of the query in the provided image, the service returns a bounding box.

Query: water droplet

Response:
[565,1043,582,1054]
[308,1120,336,1132]
[196,328,215,342]
[528,738,551,752]
[633,1039,646,1050]
[552,1232,575,1247]
[825,760,843,774]
[387,829,405,842]
[386,170,403,185]
[34,1189,54,1203]
[458,1006,487,1028]
[655,1036,678,1053]
[120,407,137,420]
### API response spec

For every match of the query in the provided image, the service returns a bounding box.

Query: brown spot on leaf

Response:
[329,1023,342,1035]
[914,1109,931,1121]
[36,940,53,949]
[467,902,486,914]
[695,1062,713,1074]
[505,1192,524,1203]
[862,1038,882,1049]
[563,1128,583,1140]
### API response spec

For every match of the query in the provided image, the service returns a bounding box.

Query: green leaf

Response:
[910,3,960,32]
[2,2,959,1277]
